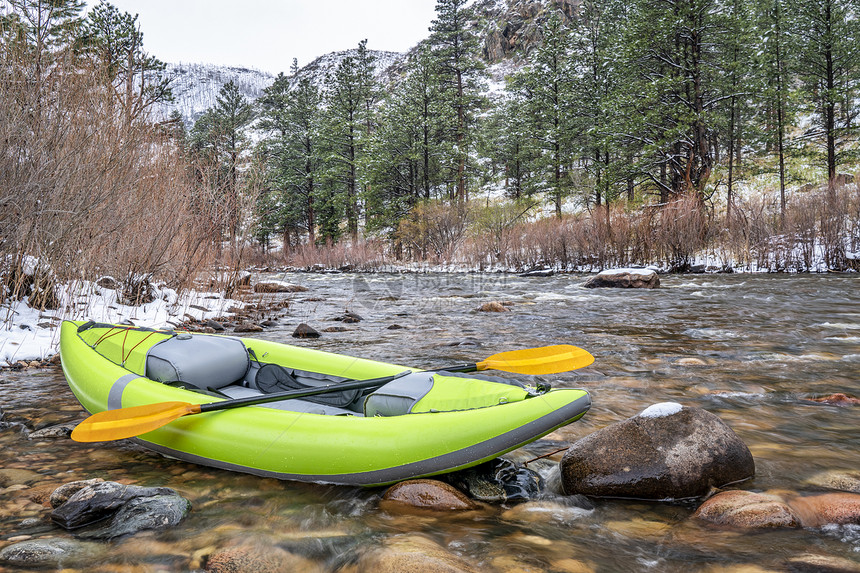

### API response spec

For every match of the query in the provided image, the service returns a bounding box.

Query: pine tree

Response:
[257,72,323,246]
[756,0,793,221]
[571,0,631,210]
[189,81,254,243]
[788,0,860,186]
[480,88,540,201]
[321,40,377,241]
[83,1,172,123]
[719,0,755,221]
[429,0,486,206]
[620,0,728,201]
[512,11,576,217]
[364,47,449,235]
[0,0,85,123]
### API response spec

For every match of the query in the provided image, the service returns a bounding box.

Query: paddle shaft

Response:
[197,364,477,413]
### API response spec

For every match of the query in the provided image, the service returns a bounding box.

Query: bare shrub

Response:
[652,195,711,271]
[0,42,218,312]
[285,240,386,271]
[467,201,536,268]
[396,202,470,262]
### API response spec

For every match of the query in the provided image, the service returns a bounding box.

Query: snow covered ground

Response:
[1,281,243,365]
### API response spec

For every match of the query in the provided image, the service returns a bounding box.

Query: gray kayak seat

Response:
[145,333,250,391]
[363,372,435,417]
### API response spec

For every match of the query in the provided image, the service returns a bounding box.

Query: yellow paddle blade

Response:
[477,344,594,375]
[71,401,201,443]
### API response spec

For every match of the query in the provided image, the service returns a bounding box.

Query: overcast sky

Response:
[89,1,439,75]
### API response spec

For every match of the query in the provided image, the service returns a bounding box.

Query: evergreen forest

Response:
[2,0,860,302]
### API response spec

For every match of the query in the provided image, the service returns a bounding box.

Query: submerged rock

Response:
[693,490,800,528]
[788,492,860,527]
[381,479,479,511]
[28,422,77,439]
[477,301,510,312]
[77,493,191,540]
[356,534,479,573]
[447,458,544,503]
[501,499,594,525]
[0,538,105,569]
[51,481,190,538]
[785,553,860,573]
[254,281,308,293]
[0,468,41,487]
[234,322,264,333]
[806,470,860,493]
[560,403,754,499]
[49,479,105,508]
[809,393,860,406]
[205,542,316,573]
[583,268,660,289]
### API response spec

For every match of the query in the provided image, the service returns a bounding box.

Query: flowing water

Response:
[1,273,859,571]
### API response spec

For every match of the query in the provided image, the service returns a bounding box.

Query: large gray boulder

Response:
[560,403,754,499]
[583,268,660,289]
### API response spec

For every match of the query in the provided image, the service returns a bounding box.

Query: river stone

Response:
[254,281,308,293]
[293,323,321,338]
[806,470,860,493]
[477,301,510,312]
[692,490,800,528]
[50,478,105,508]
[234,322,264,333]
[77,493,191,539]
[0,468,41,487]
[357,534,479,573]
[28,422,77,439]
[381,479,479,511]
[501,500,594,525]
[0,538,105,568]
[583,268,660,289]
[785,553,860,573]
[560,403,755,499]
[50,481,179,529]
[788,492,860,527]
[809,393,860,406]
[206,543,316,573]
[447,458,544,502]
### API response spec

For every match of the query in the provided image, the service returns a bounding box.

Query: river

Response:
[1,273,859,571]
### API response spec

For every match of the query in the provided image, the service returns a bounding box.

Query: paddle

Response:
[71,344,594,443]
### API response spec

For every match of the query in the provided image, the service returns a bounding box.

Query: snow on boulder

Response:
[583,268,660,289]
[638,402,684,418]
[560,404,754,499]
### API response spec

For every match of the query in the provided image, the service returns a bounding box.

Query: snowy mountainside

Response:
[288,49,406,90]
[156,63,275,127]
[157,51,406,128]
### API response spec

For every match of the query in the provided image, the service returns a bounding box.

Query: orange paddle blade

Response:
[476,344,594,375]
[71,401,201,443]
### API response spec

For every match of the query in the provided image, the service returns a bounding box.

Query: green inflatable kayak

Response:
[59,320,591,485]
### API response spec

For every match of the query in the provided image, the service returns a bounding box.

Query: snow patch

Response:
[1,280,243,364]
[638,402,684,419]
